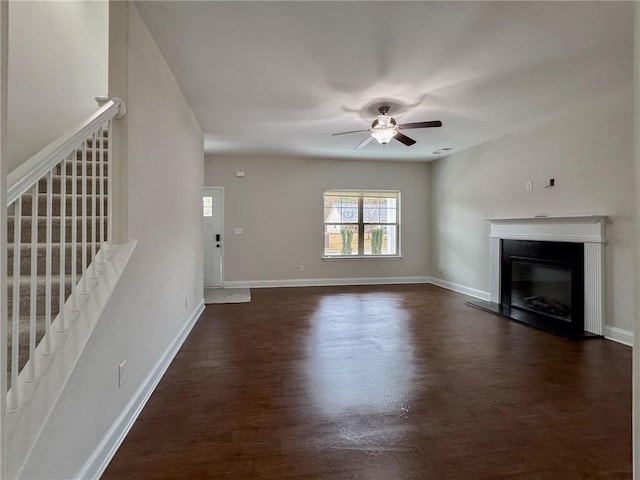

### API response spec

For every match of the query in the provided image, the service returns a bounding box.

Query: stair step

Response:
[38,174,108,195]
[7,216,108,243]
[56,155,109,176]
[7,275,74,317]
[7,243,102,276]
[9,192,108,217]
[84,137,109,149]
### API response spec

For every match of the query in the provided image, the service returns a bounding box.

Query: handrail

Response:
[7,97,124,205]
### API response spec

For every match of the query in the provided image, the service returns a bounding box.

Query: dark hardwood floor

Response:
[102,284,632,479]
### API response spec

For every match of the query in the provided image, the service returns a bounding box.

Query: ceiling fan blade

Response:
[354,136,374,150]
[394,132,416,146]
[398,120,442,130]
[332,129,370,136]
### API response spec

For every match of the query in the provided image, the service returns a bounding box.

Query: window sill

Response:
[322,255,403,260]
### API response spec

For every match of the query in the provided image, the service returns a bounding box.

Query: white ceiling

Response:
[135,1,632,162]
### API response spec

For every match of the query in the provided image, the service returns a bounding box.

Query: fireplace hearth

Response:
[467,216,606,340]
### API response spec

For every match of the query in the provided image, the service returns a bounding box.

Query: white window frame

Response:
[323,189,401,258]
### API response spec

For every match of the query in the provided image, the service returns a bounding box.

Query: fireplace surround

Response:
[469,216,606,339]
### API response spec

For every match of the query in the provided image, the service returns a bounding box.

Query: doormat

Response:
[204,288,251,304]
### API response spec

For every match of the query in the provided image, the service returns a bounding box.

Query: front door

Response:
[203,187,223,288]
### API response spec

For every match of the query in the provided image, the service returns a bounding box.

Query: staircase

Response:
[6,141,108,386]
[2,97,126,479]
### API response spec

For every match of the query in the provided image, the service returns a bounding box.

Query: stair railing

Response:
[5,97,125,411]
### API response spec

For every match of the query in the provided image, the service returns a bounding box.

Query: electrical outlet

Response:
[526,181,533,191]
[438,265,443,273]
[299,265,305,272]
[118,361,127,387]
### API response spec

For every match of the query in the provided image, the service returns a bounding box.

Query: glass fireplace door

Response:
[510,259,572,322]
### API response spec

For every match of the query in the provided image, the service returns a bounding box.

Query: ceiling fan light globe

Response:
[371,126,397,144]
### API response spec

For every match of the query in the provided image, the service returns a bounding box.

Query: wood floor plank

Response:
[102,284,632,479]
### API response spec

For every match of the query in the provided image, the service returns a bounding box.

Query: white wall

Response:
[429,89,634,333]
[7,0,108,172]
[18,4,204,478]
[205,155,430,284]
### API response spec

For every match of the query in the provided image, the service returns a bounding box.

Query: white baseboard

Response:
[224,276,491,303]
[77,300,205,480]
[223,277,634,351]
[225,276,431,289]
[428,276,491,301]
[428,279,634,346]
[604,325,633,347]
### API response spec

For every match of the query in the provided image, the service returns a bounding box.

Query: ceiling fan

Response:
[332,105,442,149]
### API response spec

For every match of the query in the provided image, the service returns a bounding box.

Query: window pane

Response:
[324,225,358,256]
[323,196,336,220]
[363,196,397,224]
[364,225,397,255]
[203,197,213,217]
[324,195,358,224]
[382,208,396,223]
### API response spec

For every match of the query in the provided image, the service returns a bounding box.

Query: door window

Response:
[203,196,213,217]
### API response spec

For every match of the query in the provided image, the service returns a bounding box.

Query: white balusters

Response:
[100,126,106,261]
[44,171,53,354]
[10,198,22,408]
[91,133,96,279]
[4,98,122,417]
[5,119,115,404]
[81,141,87,294]
[28,183,38,381]
[107,119,113,246]
[71,147,78,312]
[55,156,66,346]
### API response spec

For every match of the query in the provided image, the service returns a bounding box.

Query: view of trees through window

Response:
[323,191,399,257]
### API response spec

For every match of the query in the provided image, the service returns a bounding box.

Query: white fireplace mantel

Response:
[487,215,607,335]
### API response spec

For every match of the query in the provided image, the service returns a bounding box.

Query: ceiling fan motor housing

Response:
[372,115,397,129]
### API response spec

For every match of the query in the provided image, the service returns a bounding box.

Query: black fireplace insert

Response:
[500,239,584,338]
[468,239,597,339]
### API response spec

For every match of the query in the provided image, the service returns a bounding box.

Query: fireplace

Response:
[500,239,584,338]
[467,216,606,339]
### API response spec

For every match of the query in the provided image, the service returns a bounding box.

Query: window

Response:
[203,196,213,217]
[323,190,400,257]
